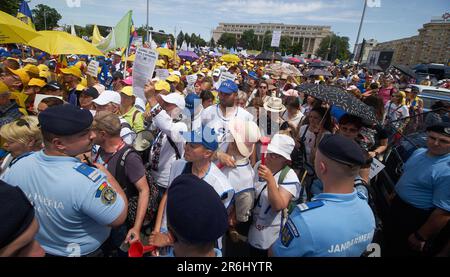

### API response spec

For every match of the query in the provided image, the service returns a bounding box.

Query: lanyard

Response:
[94,141,125,165]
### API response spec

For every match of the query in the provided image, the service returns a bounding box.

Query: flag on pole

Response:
[17,1,35,29]
[71,24,77,36]
[93,10,133,53]
[91,25,104,45]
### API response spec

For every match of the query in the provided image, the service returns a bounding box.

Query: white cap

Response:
[160,92,185,110]
[212,69,221,77]
[92,90,121,106]
[172,70,182,77]
[267,134,295,161]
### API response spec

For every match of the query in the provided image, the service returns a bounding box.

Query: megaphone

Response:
[133,130,154,151]
[128,242,157,257]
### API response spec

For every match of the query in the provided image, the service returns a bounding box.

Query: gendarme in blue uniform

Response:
[271,189,375,257]
[1,150,125,256]
[395,148,450,212]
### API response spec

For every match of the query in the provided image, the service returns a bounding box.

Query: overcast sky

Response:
[29,0,448,48]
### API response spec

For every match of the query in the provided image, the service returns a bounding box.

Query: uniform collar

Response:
[313,189,358,202]
[37,149,81,163]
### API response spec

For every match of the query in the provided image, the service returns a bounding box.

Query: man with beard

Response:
[1,104,128,257]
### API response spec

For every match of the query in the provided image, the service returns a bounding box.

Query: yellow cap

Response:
[80,77,87,87]
[0,81,9,94]
[60,66,82,78]
[120,86,134,97]
[7,67,30,85]
[39,71,50,79]
[166,75,180,83]
[185,61,191,66]
[37,64,49,72]
[23,64,40,76]
[201,68,208,73]
[6,57,20,62]
[154,80,170,92]
[28,78,46,88]
[74,61,86,70]
[156,60,165,68]
[76,84,86,91]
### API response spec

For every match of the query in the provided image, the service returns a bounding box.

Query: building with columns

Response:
[212,22,332,56]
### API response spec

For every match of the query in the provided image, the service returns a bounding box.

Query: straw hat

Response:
[263,96,286,113]
[228,119,261,158]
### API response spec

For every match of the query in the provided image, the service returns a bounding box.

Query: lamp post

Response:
[351,0,367,62]
[326,34,333,61]
[146,0,150,43]
[43,6,47,30]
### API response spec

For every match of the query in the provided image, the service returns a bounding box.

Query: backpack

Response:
[115,146,160,229]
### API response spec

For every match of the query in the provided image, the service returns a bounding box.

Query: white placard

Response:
[186,74,198,93]
[218,71,236,87]
[155,69,170,80]
[369,158,385,180]
[271,30,282,48]
[33,94,63,113]
[86,60,99,77]
[133,47,158,102]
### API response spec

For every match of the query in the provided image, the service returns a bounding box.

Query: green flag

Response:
[94,10,132,52]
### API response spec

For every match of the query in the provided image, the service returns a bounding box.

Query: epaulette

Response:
[297,200,324,212]
[73,163,102,183]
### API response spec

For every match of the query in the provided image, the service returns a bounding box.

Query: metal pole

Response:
[43,7,47,30]
[351,0,367,62]
[326,34,332,61]
[146,0,149,43]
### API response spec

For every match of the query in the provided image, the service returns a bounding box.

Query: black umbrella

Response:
[297,83,378,123]
[305,69,332,77]
[255,51,282,61]
[308,62,327,68]
[392,64,417,79]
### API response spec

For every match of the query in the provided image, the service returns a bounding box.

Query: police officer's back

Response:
[270,134,376,257]
[1,104,128,256]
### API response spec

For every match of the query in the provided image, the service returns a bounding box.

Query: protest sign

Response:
[369,158,385,180]
[271,30,282,47]
[218,71,236,87]
[133,47,158,102]
[186,74,198,93]
[86,60,99,77]
[155,69,170,80]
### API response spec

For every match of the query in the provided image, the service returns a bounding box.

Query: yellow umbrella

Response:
[156,47,174,58]
[26,31,103,56]
[221,54,240,63]
[0,10,41,44]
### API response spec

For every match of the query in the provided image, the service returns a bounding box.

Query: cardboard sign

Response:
[271,30,282,48]
[155,69,170,80]
[133,47,158,102]
[86,60,99,77]
[369,158,385,180]
[218,71,235,87]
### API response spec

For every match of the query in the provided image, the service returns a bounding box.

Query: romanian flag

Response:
[16,1,35,29]
[129,20,137,46]
[95,182,108,198]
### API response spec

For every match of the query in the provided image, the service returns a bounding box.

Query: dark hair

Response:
[199,90,214,102]
[370,82,379,90]
[363,96,384,121]
[338,114,363,129]
[40,97,64,108]
[285,96,300,109]
[310,107,333,132]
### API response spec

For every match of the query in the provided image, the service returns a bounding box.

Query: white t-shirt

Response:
[221,159,254,195]
[160,159,235,231]
[384,101,409,124]
[248,162,300,250]
[298,125,331,163]
[282,110,304,129]
[201,104,254,148]
[151,110,188,188]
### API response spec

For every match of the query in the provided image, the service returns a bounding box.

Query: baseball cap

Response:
[218,79,238,94]
[155,80,170,92]
[28,78,46,88]
[92,90,121,106]
[120,86,134,97]
[82,87,100,99]
[160,92,185,110]
[6,67,30,85]
[166,74,180,83]
[267,134,295,161]
[43,81,63,91]
[60,66,82,79]
[182,126,218,151]
[212,69,221,77]
[184,93,201,115]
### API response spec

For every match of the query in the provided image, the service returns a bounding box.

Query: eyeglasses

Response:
[16,118,30,128]
[259,86,267,89]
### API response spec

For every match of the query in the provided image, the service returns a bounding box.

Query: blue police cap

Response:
[318,134,366,166]
[167,174,228,243]
[38,104,93,136]
[218,79,238,94]
[182,126,218,151]
[426,122,450,137]
[0,180,35,249]
[248,71,259,80]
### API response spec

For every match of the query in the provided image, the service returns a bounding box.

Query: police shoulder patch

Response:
[74,163,102,183]
[100,186,117,205]
[297,200,324,212]
[280,218,298,247]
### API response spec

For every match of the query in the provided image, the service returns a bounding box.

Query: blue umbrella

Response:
[177,50,199,62]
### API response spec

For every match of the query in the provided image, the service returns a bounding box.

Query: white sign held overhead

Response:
[133,47,158,102]
[218,72,236,87]
[369,158,385,180]
[186,74,198,93]
[271,30,282,48]
[155,69,170,80]
[86,60,99,77]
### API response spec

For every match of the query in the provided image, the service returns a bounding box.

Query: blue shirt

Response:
[1,150,125,256]
[395,148,450,211]
[271,190,375,257]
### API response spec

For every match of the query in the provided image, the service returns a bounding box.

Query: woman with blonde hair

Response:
[0,116,43,176]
